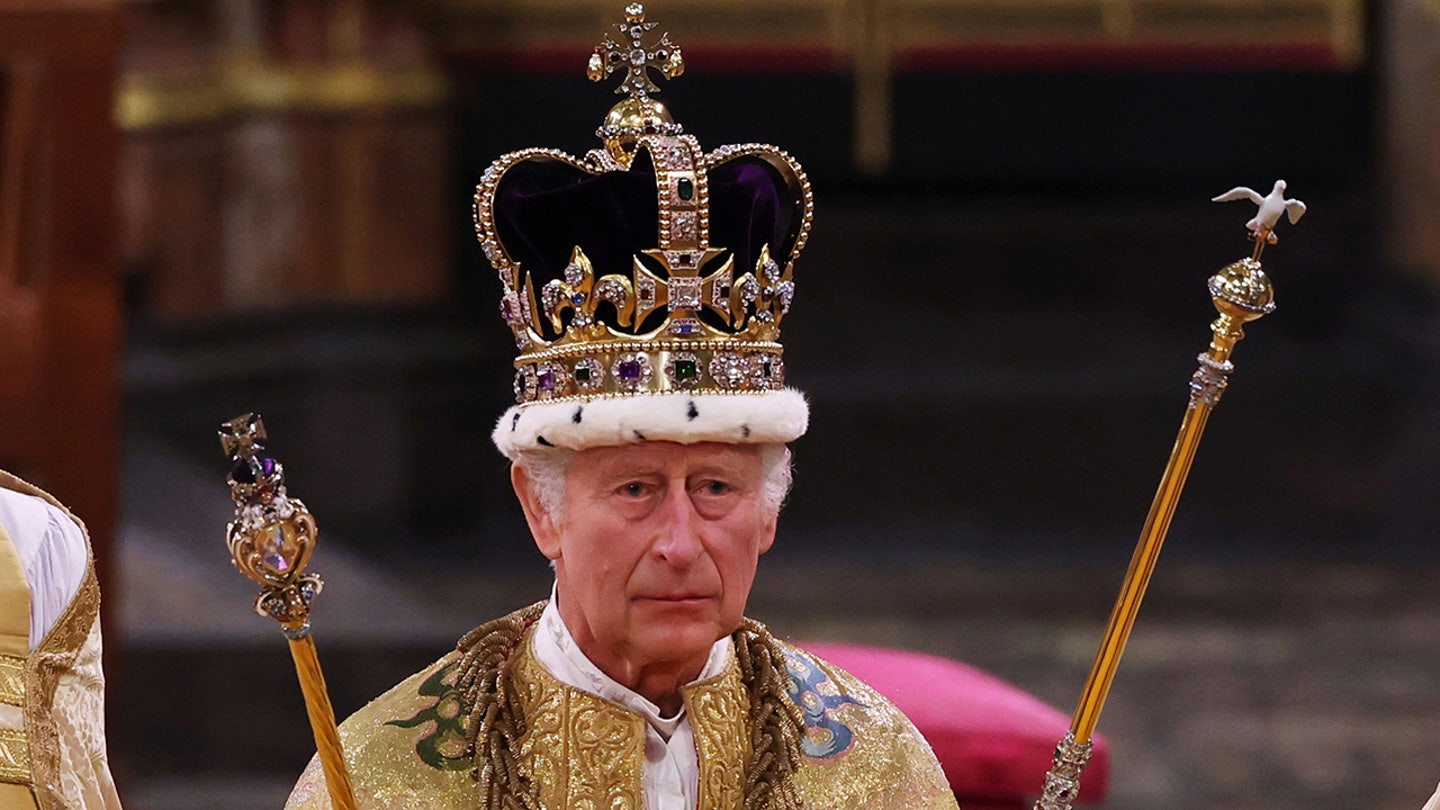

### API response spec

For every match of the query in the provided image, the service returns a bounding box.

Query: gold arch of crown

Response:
[472,4,815,406]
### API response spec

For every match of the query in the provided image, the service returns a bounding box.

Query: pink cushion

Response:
[797,642,1109,807]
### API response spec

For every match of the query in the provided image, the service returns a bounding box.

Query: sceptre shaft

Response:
[1034,183,1305,810]
[219,413,358,810]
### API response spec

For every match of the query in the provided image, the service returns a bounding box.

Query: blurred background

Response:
[3,0,1439,808]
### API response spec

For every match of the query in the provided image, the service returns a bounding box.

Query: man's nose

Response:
[652,486,703,565]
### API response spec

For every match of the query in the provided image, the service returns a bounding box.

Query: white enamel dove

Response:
[1211,179,1307,243]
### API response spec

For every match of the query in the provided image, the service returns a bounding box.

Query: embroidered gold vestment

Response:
[286,615,958,810]
[0,472,122,810]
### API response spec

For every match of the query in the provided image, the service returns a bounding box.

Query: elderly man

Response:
[286,6,957,808]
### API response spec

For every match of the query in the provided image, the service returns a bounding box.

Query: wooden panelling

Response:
[118,0,451,318]
[0,1,125,613]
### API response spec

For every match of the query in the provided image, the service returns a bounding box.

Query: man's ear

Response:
[512,463,562,561]
[757,508,778,556]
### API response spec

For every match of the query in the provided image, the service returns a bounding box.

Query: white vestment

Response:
[0,489,87,649]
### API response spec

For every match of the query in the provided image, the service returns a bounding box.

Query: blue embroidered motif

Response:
[782,648,866,761]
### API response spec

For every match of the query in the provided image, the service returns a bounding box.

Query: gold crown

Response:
[473,4,813,407]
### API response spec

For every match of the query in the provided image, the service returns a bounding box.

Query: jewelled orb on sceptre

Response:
[1204,178,1303,346]
[219,413,323,628]
[1208,257,1276,325]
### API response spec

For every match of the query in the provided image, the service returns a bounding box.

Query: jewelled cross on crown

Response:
[587,3,684,99]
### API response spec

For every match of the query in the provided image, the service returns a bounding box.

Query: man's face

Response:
[515,442,778,682]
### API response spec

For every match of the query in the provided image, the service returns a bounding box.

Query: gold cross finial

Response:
[219,413,267,460]
[587,3,684,99]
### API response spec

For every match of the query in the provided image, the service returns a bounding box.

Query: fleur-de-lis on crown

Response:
[587,3,685,99]
[533,244,793,345]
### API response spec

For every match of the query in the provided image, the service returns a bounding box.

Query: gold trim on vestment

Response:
[684,660,750,810]
[506,631,754,807]
[0,656,25,707]
[505,630,753,810]
[0,728,32,786]
[23,569,98,809]
[510,638,647,810]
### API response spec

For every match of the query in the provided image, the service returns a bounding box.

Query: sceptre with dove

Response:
[1033,182,1305,810]
[1212,179,1307,259]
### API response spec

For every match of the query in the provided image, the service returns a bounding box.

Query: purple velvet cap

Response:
[493,148,802,338]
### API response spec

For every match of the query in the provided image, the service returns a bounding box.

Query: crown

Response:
[473,3,813,420]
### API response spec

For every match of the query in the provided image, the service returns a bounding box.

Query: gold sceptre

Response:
[218,413,359,810]
[1034,182,1306,810]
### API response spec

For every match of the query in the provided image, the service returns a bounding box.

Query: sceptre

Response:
[1034,182,1306,809]
[218,413,359,810]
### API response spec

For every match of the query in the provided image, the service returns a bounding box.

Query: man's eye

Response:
[620,482,648,497]
[701,480,731,496]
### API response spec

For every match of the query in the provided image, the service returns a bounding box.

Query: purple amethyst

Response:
[536,366,557,392]
[231,456,278,485]
[617,359,643,382]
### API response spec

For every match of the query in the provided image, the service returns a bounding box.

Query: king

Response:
[284,5,957,809]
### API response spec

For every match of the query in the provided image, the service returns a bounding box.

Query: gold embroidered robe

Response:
[0,472,122,810]
[286,618,958,810]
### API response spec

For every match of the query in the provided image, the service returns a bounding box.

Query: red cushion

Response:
[797,642,1109,807]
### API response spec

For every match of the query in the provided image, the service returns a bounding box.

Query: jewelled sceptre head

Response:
[1034,182,1304,810]
[218,413,357,810]
[220,413,324,634]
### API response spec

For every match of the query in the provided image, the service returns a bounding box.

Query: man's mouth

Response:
[636,593,711,603]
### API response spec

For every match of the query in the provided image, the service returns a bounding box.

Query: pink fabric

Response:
[797,642,1109,807]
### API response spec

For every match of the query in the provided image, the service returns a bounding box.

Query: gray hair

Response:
[516,444,793,525]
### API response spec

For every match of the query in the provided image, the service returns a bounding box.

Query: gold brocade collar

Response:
[509,631,751,810]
